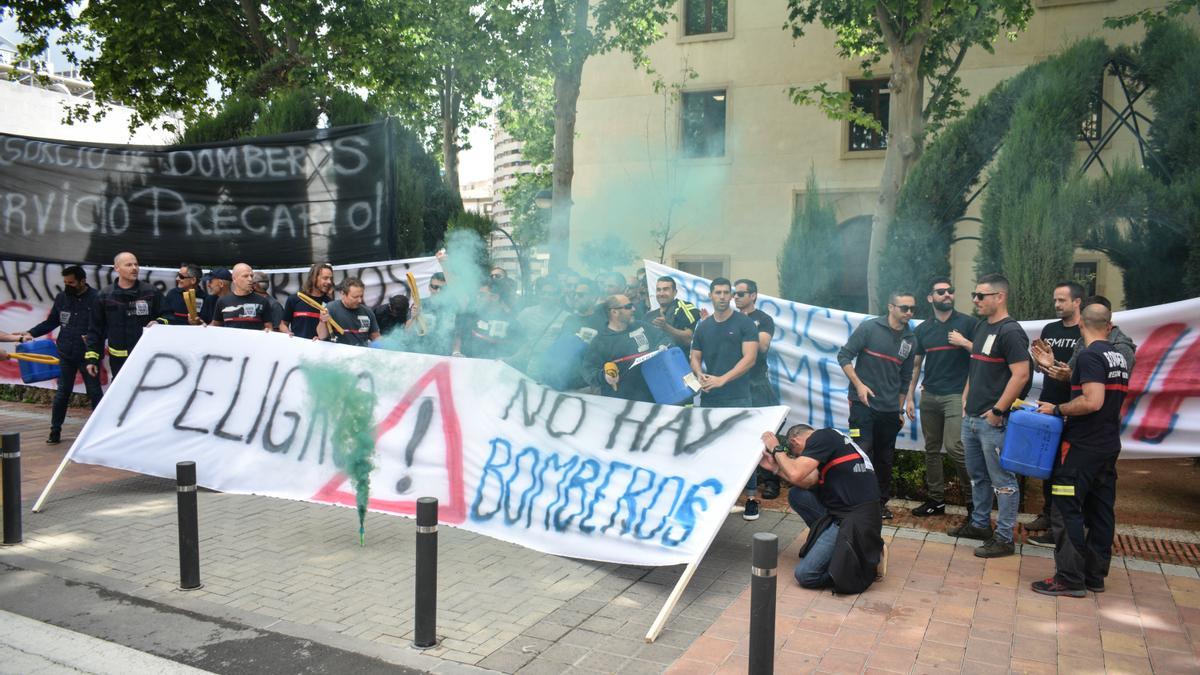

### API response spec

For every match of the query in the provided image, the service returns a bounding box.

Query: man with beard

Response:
[27,265,103,444]
[164,263,206,325]
[211,264,273,332]
[318,277,380,347]
[582,293,671,402]
[85,252,168,378]
[907,277,976,518]
[282,262,335,339]
[200,268,232,324]
[838,291,917,520]
[1026,281,1084,542]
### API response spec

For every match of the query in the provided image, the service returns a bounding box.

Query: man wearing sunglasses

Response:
[581,294,670,402]
[164,263,206,325]
[954,274,1030,558]
[837,291,917,520]
[907,277,977,518]
[734,278,783,500]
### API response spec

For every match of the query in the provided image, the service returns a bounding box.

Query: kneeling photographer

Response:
[759,425,886,593]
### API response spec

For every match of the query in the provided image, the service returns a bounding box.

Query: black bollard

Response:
[2,434,21,545]
[413,496,438,649]
[176,461,202,590]
[749,532,777,675]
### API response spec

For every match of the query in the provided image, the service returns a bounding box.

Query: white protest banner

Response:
[0,255,439,391]
[67,326,788,566]
[644,261,1200,460]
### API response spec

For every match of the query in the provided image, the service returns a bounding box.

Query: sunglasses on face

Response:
[891,304,916,313]
[610,303,634,311]
[430,284,445,291]
[933,287,954,296]
[490,273,503,279]
[971,292,1000,301]
[733,291,753,298]
[176,274,193,280]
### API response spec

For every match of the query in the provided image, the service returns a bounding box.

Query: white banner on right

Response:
[643,260,1200,460]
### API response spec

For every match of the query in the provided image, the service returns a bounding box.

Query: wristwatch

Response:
[990,406,1005,417]
[1053,404,1063,417]
[772,445,798,459]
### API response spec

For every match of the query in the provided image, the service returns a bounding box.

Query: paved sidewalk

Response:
[3,401,1200,674]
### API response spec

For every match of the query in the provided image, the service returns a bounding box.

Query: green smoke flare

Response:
[302,364,376,545]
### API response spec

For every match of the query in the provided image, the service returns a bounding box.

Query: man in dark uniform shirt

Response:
[200,268,232,324]
[759,424,885,593]
[85,251,169,379]
[837,290,917,520]
[1027,281,1083,540]
[1033,303,1130,597]
[645,276,699,353]
[318,277,380,347]
[906,277,976,518]
[582,294,671,402]
[211,263,272,332]
[27,266,102,444]
[734,278,783,499]
[164,263,206,325]
[282,262,334,339]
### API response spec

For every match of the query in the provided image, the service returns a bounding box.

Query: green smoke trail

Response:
[302,364,376,545]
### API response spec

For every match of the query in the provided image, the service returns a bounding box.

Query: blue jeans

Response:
[788,487,838,588]
[962,414,1018,543]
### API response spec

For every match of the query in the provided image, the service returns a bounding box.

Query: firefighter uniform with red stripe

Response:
[282,292,332,339]
[837,316,915,509]
[84,280,169,377]
[1048,340,1130,592]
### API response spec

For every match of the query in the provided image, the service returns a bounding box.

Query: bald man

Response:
[85,252,169,378]
[211,263,273,331]
[1033,304,1130,598]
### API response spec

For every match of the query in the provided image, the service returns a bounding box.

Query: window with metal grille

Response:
[848,78,889,152]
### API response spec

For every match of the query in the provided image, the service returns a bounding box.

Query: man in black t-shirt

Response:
[907,277,976,518]
[837,290,917,520]
[1032,304,1129,597]
[164,263,206,325]
[734,278,783,499]
[212,263,272,332]
[318,277,380,347]
[760,425,884,593]
[951,274,1029,558]
[282,263,335,339]
[1026,281,1083,537]
[691,277,760,519]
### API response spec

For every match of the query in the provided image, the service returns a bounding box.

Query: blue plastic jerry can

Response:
[16,339,61,384]
[640,347,697,405]
[1000,405,1063,479]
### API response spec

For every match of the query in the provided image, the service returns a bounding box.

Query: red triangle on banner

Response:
[311,361,467,524]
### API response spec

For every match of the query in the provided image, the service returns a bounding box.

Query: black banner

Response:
[0,122,395,267]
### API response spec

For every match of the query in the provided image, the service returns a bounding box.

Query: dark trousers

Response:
[849,401,902,505]
[110,355,128,378]
[51,356,103,433]
[1050,445,1118,590]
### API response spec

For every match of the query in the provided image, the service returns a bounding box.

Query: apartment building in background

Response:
[566,0,1195,309]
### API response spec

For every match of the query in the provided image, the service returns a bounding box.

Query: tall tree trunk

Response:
[548,63,583,274]
[440,65,461,194]
[867,36,927,312]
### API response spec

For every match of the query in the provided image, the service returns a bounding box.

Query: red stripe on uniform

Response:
[925,345,959,352]
[224,317,263,323]
[819,452,862,485]
[864,348,902,365]
[292,311,320,319]
[971,354,1005,363]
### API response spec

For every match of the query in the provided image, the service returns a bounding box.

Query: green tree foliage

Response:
[878,64,1045,318]
[505,172,553,250]
[1103,0,1198,29]
[496,0,678,274]
[977,38,1109,319]
[778,172,842,308]
[785,0,1033,311]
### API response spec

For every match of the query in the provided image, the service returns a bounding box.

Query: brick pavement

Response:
[3,400,1200,674]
